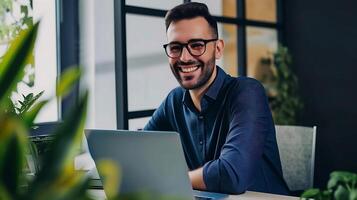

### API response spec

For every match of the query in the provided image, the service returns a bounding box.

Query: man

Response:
[144,2,290,195]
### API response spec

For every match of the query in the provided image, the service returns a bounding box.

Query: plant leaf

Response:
[0,116,28,199]
[334,185,349,200]
[19,91,44,115]
[28,91,88,198]
[97,159,121,199]
[0,22,39,108]
[301,188,320,199]
[23,99,48,127]
[56,67,81,98]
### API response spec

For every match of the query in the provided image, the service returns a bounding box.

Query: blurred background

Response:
[1,0,356,190]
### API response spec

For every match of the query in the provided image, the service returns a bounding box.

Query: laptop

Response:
[85,129,227,200]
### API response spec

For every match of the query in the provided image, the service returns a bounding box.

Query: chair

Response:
[275,125,317,193]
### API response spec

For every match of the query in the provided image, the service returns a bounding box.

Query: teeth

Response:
[181,66,198,73]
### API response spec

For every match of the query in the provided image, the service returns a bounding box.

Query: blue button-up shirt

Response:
[144,66,290,195]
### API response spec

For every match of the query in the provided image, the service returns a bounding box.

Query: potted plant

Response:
[0,22,96,200]
[260,45,304,125]
[301,171,357,200]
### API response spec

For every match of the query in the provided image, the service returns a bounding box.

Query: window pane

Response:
[129,117,151,131]
[193,0,236,17]
[33,0,58,123]
[218,23,238,77]
[246,27,277,84]
[126,14,178,112]
[126,0,182,10]
[0,0,58,123]
[246,0,276,22]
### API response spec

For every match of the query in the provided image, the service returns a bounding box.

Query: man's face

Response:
[166,17,223,90]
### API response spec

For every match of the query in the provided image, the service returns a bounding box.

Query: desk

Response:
[87,189,299,200]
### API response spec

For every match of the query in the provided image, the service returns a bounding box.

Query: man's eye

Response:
[189,42,204,49]
[169,45,181,52]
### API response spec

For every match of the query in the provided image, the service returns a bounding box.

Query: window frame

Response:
[31,0,80,136]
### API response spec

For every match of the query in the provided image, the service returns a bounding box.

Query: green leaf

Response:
[0,22,39,108]
[0,116,28,199]
[23,99,48,127]
[21,5,28,18]
[28,91,88,198]
[0,183,11,200]
[97,159,121,199]
[301,188,320,198]
[19,91,44,115]
[334,185,349,200]
[56,67,82,98]
[350,190,357,200]
[24,17,34,28]
[328,175,339,189]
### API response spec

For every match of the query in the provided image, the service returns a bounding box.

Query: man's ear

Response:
[215,39,224,59]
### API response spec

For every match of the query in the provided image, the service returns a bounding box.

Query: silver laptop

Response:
[85,129,227,200]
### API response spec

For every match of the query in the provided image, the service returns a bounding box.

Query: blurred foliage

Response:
[7,91,44,118]
[0,22,95,200]
[1,0,36,102]
[0,0,33,43]
[0,21,187,200]
[301,171,357,200]
[260,45,303,125]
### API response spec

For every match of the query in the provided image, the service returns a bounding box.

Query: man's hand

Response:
[188,167,207,190]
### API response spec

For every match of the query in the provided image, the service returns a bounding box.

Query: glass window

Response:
[126,14,178,112]
[0,0,58,123]
[246,27,277,83]
[129,117,151,131]
[193,0,236,17]
[126,0,182,10]
[218,23,238,77]
[246,0,277,22]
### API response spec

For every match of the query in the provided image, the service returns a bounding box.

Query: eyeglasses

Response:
[163,38,218,58]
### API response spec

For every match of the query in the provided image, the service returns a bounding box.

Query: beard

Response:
[170,54,216,90]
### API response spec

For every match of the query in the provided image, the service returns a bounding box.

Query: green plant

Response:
[1,0,37,107]
[262,45,304,125]
[0,21,97,200]
[0,20,184,200]
[7,91,43,117]
[301,171,357,200]
[0,0,33,43]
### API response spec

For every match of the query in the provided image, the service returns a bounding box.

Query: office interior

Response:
[1,0,356,195]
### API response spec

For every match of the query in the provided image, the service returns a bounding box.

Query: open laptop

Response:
[85,129,227,200]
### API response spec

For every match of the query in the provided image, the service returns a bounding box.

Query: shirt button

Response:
[199,141,203,145]
[198,115,204,120]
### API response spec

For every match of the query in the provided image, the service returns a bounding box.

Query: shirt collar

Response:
[182,66,227,104]
[205,66,226,100]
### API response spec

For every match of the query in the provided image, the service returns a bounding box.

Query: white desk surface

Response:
[87,189,299,200]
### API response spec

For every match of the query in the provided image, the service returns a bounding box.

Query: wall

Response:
[79,0,117,129]
[284,0,357,187]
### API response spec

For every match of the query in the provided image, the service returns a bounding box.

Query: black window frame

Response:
[30,0,80,136]
[114,0,284,130]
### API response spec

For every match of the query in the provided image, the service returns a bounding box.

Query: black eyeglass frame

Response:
[163,38,218,58]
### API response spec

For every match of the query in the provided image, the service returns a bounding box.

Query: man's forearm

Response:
[188,167,207,190]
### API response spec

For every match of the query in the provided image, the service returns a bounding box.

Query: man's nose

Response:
[179,46,194,62]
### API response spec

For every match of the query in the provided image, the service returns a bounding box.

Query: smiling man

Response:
[144,2,290,195]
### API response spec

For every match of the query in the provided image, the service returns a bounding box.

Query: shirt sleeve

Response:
[203,78,273,194]
[143,96,172,131]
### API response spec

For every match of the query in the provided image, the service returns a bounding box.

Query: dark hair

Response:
[165,2,218,38]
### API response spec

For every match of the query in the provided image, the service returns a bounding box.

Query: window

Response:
[115,0,282,130]
[1,0,80,135]
[0,0,59,123]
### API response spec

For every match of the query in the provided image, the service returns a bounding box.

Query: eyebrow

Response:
[168,38,208,44]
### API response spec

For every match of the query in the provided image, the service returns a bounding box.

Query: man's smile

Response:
[177,64,201,73]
